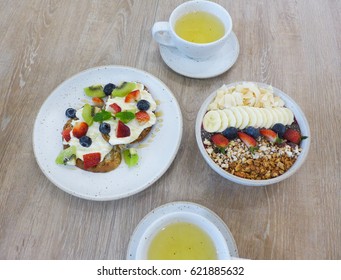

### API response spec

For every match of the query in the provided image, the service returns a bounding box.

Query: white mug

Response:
[152,0,232,60]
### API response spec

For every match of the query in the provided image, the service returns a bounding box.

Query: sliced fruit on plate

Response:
[217,110,229,132]
[83,152,101,169]
[112,82,136,97]
[237,107,250,129]
[125,89,140,103]
[135,111,150,124]
[283,128,307,144]
[203,110,221,133]
[72,121,89,138]
[260,129,282,143]
[82,104,94,126]
[92,97,104,107]
[116,120,131,137]
[84,84,105,98]
[238,131,258,153]
[55,145,76,165]
[123,148,139,167]
[211,134,229,148]
[62,127,71,142]
[109,103,122,114]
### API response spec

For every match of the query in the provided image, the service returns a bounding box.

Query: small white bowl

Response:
[195,82,311,186]
[126,201,238,260]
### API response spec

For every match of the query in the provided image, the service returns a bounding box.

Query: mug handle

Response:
[152,22,175,47]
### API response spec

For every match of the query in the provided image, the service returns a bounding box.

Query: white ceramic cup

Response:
[152,0,232,60]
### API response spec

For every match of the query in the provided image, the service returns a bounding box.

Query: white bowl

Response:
[126,201,239,260]
[195,82,310,186]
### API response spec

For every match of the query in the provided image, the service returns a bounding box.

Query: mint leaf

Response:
[93,110,112,122]
[116,111,135,123]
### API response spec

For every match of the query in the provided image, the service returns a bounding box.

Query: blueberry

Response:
[222,127,238,140]
[99,122,111,134]
[65,108,76,118]
[79,136,92,147]
[272,123,286,138]
[244,126,260,139]
[137,100,150,111]
[103,83,116,96]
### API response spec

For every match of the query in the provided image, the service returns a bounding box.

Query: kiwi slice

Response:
[82,104,94,126]
[123,148,139,167]
[55,146,77,165]
[84,84,105,98]
[112,82,136,97]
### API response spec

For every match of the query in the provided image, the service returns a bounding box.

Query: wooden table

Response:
[0,0,340,260]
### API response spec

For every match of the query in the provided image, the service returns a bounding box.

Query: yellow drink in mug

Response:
[175,11,225,44]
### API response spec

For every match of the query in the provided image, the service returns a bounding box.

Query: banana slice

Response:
[283,108,294,125]
[263,108,274,128]
[269,108,279,125]
[273,107,285,124]
[253,107,264,128]
[203,110,221,132]
[258,108,268,128]
[242,106,257,127]
[217,110,229,132]
[238,107,250,129]
[277,107,289,125]
[223,109,237,128]
[230,107,243,129]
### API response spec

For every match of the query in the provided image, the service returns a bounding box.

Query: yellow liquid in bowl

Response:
[174,11,225,44]
[147,222,217,260]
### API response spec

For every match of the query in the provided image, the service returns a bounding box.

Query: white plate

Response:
[33,66,183,201]
[159,32,239,79]
[127,201,239,259]
[195,82,310,186]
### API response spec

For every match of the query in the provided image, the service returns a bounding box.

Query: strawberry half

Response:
[116,120,130,137]
[109,102,122,114]
[83,152,101,169]
[260,129,281,143]
[92,97,104,107]
[72,122,88,139]
[62,127,71,142]
[124,90,140,103]
[283,128,306,144]
[135,111,150,124]
[238,131,258,150]
[211,134,229,148]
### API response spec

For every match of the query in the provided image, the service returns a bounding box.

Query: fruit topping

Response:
[244,126,260,139]
[92,97,104,107]
[238,131,258,150]
[116,111,135,123]
[72,122,88,139]
[62,128,71,142]
[79,135,92,147]
[222,127,238,140]
[83,152,101,169]
[116,120,131,138]
[65,108,76,119]
[109,103,122,114]
[125,89,141,103]
[203,110,221,133]
[82,104,94,126]
[272,123,286,138]
[137,99,150,111]
[84,85,105,98]
[123,148,139,167]
[259,129,281,143]
[211,134,229,148]
[103,83,116,96]
[112,82,136,97]
[99,122,111,134]
[283,128,307,144]
[55,146,76,165]
[135,111,150,124]
[93,110,112,122]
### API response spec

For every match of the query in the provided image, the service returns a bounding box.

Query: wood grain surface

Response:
[0,0,340,260]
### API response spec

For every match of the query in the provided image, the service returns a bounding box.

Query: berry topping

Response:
[260,129,281,143]
[83,153,101,169]
[65,108,76,118]
[109,103,122,114]
[103,83,116,96]
[272,123,286,138]
[211,134,229,148]
[238,131,257,148]
[137,99,150,111]
[79,135,92,147]
[222,127,238,140]
[116,120,131,138]
[135,111,150,124]
[72,122,88,139]
[99,122,111,134]
[92,97,104,107]
[62,128,71,142]
[125,89,140,103]
[283,128,306,144]
[244,126,260,139]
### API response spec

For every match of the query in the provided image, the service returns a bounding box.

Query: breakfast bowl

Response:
[126,201,238,260]
[195,82,310,186]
